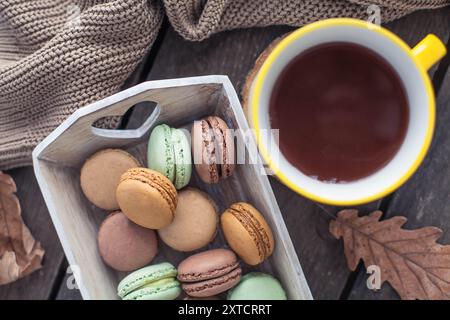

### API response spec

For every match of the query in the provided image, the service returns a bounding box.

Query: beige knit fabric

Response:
[0,0,448,169]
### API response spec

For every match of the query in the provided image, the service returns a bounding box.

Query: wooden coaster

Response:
[241,34,289,122]
[241,34,290,180]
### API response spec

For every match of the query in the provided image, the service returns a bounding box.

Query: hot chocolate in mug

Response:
[249,18,447,205]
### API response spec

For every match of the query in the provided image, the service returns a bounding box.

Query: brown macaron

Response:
[80,149,140,210]
[192,116,235,184]
[158,188,218,252]
[116,168,177,229]
[98,211,158,271]
[178,249,242,298]
[221,202,275,265]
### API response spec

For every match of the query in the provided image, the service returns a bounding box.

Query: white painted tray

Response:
[32,75,312,300]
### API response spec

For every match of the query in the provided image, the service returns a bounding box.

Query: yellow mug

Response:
[250,18,447,206]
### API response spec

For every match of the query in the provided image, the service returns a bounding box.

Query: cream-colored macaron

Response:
[158,188,218,251]
[80,149,140,210]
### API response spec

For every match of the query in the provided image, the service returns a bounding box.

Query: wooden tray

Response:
[32,76,312,300]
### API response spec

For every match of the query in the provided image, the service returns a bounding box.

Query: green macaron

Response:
[171,127,192,189]
[227,272,287,300]
[117,262,181,300]
[147,124,192,189]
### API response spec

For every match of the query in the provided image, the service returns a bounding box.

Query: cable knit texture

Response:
[0,0,448,169]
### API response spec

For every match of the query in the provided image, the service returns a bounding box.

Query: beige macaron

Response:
[158,188,218,251]
[80,149,140,210]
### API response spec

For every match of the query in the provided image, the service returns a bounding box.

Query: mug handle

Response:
[411,34,447,71]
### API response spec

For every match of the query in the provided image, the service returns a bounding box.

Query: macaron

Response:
[192,116,235,184]
[117,262,181,300]
[177,249,242,298]
[147,124,192,189]
[158,188,218,252]
[80,149,140,210]
[227,272,287,300]
[97,211,158,271]
[221,202,274,265]
[116,168,177,229]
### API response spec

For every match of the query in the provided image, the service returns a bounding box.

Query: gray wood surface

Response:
[0,9,449,300]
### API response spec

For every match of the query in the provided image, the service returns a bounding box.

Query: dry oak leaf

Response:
[330,209,450,300]
[0,171,44,285]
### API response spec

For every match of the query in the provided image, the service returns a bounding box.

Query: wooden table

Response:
[1,8,450,300]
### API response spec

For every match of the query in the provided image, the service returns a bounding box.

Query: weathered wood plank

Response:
[0,167,65,300]
[147,26,292,88]
[270,179,357,299]
[347,8,450,299]
[125,26,290,129]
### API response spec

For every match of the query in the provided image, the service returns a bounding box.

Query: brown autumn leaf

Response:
[330,209,450,300]
[0,171,44,285]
